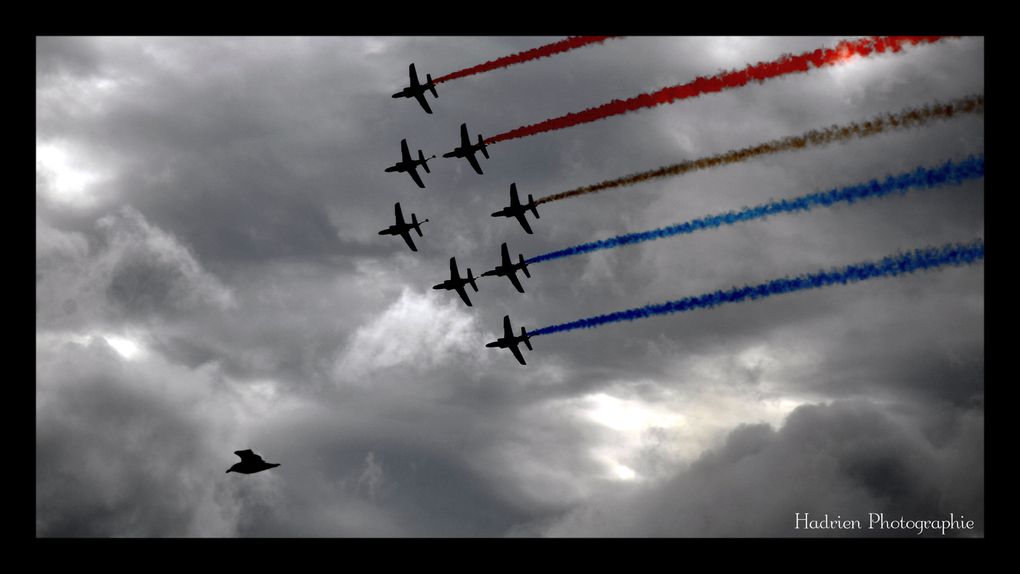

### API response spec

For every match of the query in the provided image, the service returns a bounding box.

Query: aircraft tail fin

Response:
[519,254,531,278]
[467,269,479,292]
[529,195,540,219]
[427,74,438,98]
[478,135,490,159]
[521,328,533,350]
[412,214,425,237]
[419,150,431,173]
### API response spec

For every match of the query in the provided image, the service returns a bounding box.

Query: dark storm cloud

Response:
[36,36,104,78]
[530,399,983,537]
[38,38,402,267]
[36,329,564,537]
[234,435,540,537]
[102,208,235,318]
[36,205,234,333]
[37,37,983,537]
[36,338,232,536]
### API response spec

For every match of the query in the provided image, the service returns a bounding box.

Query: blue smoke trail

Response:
[526,155,984,265]
[529,240,984,337]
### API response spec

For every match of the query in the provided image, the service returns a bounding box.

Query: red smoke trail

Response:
[432,36,618,84]
[485,36,947,145]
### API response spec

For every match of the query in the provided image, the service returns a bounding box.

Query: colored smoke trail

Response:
[538,94,984,205]
[529,240,984,337]
[527,155,984,265]
[432,36,619,84]
[485,36,947,145]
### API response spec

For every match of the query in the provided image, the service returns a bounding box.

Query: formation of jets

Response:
[378,202,428,252]
[384,63,540,365]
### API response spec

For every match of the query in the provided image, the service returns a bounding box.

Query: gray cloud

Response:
[36,337,237,536]
[36,36,105,80]
[36,328,551,537]
[36,205,235,334]
[527,400,983,537]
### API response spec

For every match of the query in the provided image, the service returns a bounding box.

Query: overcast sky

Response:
[36,36,984,537]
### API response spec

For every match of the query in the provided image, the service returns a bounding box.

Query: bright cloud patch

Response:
[535,400,984,537]
[555,363,808,485]
[335,287,486,382]
[37,141,108,208]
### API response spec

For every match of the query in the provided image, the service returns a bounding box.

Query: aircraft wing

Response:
[455,284,472,306]
[515,213,534,234]
[414,92,433,114]
[394,202,406,225]
[500,243,512,266]
[460,123,471,146]
[466,153,483,175]
[510,183,520,206]
[509,343,527,365]
[449,257,461,280]
[235,449,263,463]
[507,271,525,293]
[408,166,425,188]
[408,63,420,88]
[400,139,412,162]
[503,315,514,338]
[399,229,418,252]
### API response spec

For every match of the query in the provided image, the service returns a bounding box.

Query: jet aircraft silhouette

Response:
[491,183,540,234]
[481,242,530,293]
[392,63,438,114]
[378,202,428,252]
[385,139,435,188]
[432,256,479,307]
[442,123,489,175]
[485,315,532,365]
[226,449,280,474]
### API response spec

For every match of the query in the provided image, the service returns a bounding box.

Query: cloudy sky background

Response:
[36,36,984,537]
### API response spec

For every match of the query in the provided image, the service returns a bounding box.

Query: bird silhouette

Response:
[226,449,280,474]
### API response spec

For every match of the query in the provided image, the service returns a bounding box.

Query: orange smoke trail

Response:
[537,94,984,205]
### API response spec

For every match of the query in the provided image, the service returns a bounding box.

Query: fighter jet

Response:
[385,139,435,189]
[480,242,530,293]
[442,123,489,175]
[378,202,428,252]
[485,315,532,365]
[226,449,280,474]
[491,183,540,234]
[432,257,479,307]
[392,63,438,114]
